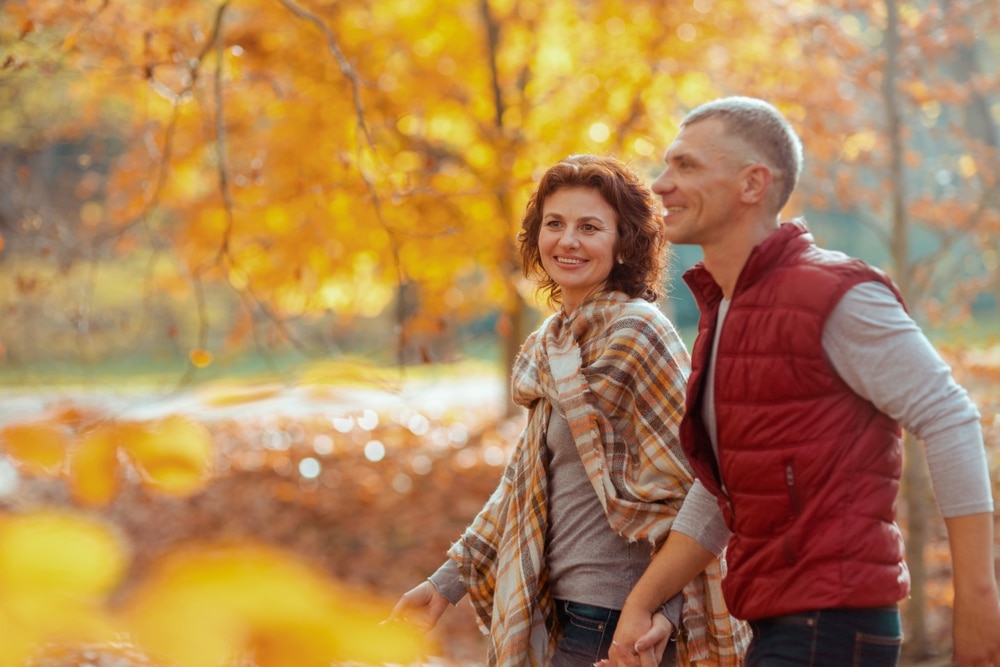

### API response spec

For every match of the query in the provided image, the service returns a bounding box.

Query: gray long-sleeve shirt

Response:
[673,281,995,554]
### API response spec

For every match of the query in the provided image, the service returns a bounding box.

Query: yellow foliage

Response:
[121,544,433,667]
[0,511,126,667]
[0,511,127,597]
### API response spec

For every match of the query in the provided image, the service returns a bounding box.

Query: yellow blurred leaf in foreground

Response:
[0,511,126,667]
[119,416,213,497]
[68,422,122,507]
[0,420,71,476]
[122,544,433,667]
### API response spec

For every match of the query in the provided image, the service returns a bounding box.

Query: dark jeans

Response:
[747,606,902,667]
[551,599,677,667]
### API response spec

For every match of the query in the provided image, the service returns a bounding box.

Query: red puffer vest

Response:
[681,221,911,621]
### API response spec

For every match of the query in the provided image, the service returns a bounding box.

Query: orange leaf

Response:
[0,421,71,476]
[189,348,214,368]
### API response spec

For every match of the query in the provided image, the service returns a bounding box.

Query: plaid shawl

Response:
[448,292,750,666]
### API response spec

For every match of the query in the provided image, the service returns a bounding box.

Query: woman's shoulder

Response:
[609,296,676,330]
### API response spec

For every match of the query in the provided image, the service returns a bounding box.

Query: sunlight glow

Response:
[958,154,978,178]
[298,457,321,479]
[364,440,386,462]
[633,137,655,157]
[407,413,430,436]
[331,415,354,433]
[484,445,506,466]
[313,434,334,455]
[0,459,18,497]
[392,473,412,493]
[676,23,697,42]
[358,409,379,431]
[448,423,469,446]
[588,122,610,143]
[411,454,432,475]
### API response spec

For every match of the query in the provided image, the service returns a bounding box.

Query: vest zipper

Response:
[783,462,801,564]
[785,462,802,515]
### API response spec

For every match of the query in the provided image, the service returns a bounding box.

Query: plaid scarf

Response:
[448,292,750,666]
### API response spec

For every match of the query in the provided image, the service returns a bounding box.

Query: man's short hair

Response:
[683,97,804,213]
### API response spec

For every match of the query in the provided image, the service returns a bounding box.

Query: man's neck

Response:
[702,218,781,299]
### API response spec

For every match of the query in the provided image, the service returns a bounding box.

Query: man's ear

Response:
[740,163,773,204]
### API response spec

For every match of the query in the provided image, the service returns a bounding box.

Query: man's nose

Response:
[652,170,674,194]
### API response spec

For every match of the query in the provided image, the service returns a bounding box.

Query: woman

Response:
[389,155,749,666]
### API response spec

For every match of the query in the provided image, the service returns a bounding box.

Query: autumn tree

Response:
[1,0,782,399]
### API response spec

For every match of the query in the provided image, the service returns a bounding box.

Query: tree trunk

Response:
[883,0,931,657]
[479,0,527,417]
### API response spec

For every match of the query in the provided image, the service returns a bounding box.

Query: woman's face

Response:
[538,186,619,313]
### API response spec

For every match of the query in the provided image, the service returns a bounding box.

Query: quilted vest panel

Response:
[681,222,911,620]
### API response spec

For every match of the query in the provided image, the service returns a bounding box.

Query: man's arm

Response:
[945,513,1000,666]
[606,523,719,667]
[603,470,731,665]
[825,282,998,665]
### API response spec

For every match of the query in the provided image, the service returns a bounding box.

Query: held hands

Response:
[384,580,450,634]
[595,606,674,667]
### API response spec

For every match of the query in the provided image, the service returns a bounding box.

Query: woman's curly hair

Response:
[517,154,671,307]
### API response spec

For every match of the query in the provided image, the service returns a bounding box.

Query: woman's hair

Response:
[517,154,670,306]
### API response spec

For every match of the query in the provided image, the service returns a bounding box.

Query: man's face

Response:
[651,118,749,247]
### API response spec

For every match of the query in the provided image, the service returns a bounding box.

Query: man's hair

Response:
[517,154,671,306]
[683,96,804,213]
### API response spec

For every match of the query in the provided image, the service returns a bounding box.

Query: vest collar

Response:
[683,219,813,312]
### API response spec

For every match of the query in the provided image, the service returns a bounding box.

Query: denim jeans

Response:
[746,606,902,667]
[551,600,677,667]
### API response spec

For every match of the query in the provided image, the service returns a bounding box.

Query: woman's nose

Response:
[557,228,579,247]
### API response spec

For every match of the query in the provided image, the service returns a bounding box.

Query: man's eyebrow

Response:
[665,149,693,163]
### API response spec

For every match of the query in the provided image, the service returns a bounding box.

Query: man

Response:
[603,97,1000,666]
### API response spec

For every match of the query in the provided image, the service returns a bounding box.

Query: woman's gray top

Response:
[430,407,683,626]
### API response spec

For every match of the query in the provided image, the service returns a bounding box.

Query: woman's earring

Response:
[617,256,624,264]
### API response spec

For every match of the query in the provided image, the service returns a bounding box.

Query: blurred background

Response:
[0,0,998,665]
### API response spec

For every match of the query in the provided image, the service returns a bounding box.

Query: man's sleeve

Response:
[823,281,993,516]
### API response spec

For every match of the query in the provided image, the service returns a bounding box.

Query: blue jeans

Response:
[746,606,902,667]
[551,600,677,667]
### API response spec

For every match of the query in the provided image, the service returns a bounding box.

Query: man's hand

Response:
[945,512,1000,666]
[595,607,673,667]
[952,586,1000,666]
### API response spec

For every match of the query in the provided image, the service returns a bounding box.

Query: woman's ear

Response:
[740,163,773,205]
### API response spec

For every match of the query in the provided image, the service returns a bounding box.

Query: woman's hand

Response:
[384,580,450,634]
